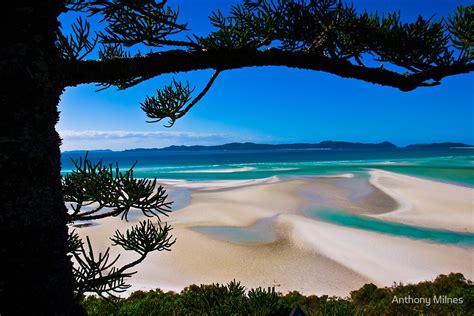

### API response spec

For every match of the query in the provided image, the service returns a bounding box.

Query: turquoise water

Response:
[306,208,474,247]
[192,217,277,245]
[62,149,474,187]
[62,148,473,246]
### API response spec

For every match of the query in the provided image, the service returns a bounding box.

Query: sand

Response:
[369,169,474,233]
[73,172,474,296]
[281,214,473,286]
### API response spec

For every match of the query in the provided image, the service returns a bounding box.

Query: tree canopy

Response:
[59,0,474,300]
[1,1,473,313]
[59,1,473,126]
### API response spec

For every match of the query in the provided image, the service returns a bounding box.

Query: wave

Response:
[318,173,355,178]
[172,167,256,174]
[136,164,221,172]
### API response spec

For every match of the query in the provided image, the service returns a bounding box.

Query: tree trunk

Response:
[0,2,82,314]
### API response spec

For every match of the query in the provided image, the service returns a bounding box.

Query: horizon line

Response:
[61,140,474,153]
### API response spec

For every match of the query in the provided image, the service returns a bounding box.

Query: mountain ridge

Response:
[121,141,472,152]
[62,141,474,153]
[127,141,397,152]
[405,142,473,149]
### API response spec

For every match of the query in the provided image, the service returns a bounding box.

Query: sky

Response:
[58,0,474,151]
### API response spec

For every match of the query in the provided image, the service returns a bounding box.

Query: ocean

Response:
[61,148,474,187]
[62,148,474,247]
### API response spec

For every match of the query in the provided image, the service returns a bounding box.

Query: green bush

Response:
[82,273,473,315]
[350,273,473,315]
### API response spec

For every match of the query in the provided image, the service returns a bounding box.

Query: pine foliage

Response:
[63,155,175,299]
[58,1,474,125]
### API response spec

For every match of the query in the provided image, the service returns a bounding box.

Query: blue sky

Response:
[58,0,473,150]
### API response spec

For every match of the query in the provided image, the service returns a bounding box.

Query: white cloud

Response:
[59,130,257,151]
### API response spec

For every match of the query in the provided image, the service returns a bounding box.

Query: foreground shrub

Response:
[350,273,473,315]
[82,273,473,315]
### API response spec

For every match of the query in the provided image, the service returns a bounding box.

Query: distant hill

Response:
[405,142,473,149]
[62,141,474,153]
[125,141,397,152]
[62,149,113,154]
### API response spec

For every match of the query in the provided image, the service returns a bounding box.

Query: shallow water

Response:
[62,149,474,247]
[62,149,474,187]
[305,208,474,247]
[167,187,192,211]
[333,172,374,201]
[191,216,278,245]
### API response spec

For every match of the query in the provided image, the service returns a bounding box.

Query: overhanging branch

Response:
[62,48,474,92]
[142,69,222,127]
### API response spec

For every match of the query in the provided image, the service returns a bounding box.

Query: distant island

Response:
[405,142,474,149]
[116,141,472,152]
[125,141,397,152]
[62,141,474,153]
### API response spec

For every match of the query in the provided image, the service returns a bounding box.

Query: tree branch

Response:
[69,209,122,222]
[62,48,474,92]
[183,69,221,114]
[412,62,474,83]
[143,69,222,126]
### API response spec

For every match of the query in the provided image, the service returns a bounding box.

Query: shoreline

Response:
[73,170,474,296]
[368,169,473,233]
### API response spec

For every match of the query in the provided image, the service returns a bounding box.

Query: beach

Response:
[73,169,474,296]
[369,169,473,232]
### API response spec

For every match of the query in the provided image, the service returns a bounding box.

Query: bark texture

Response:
[0,2,82,315]
[64,48,474,92]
